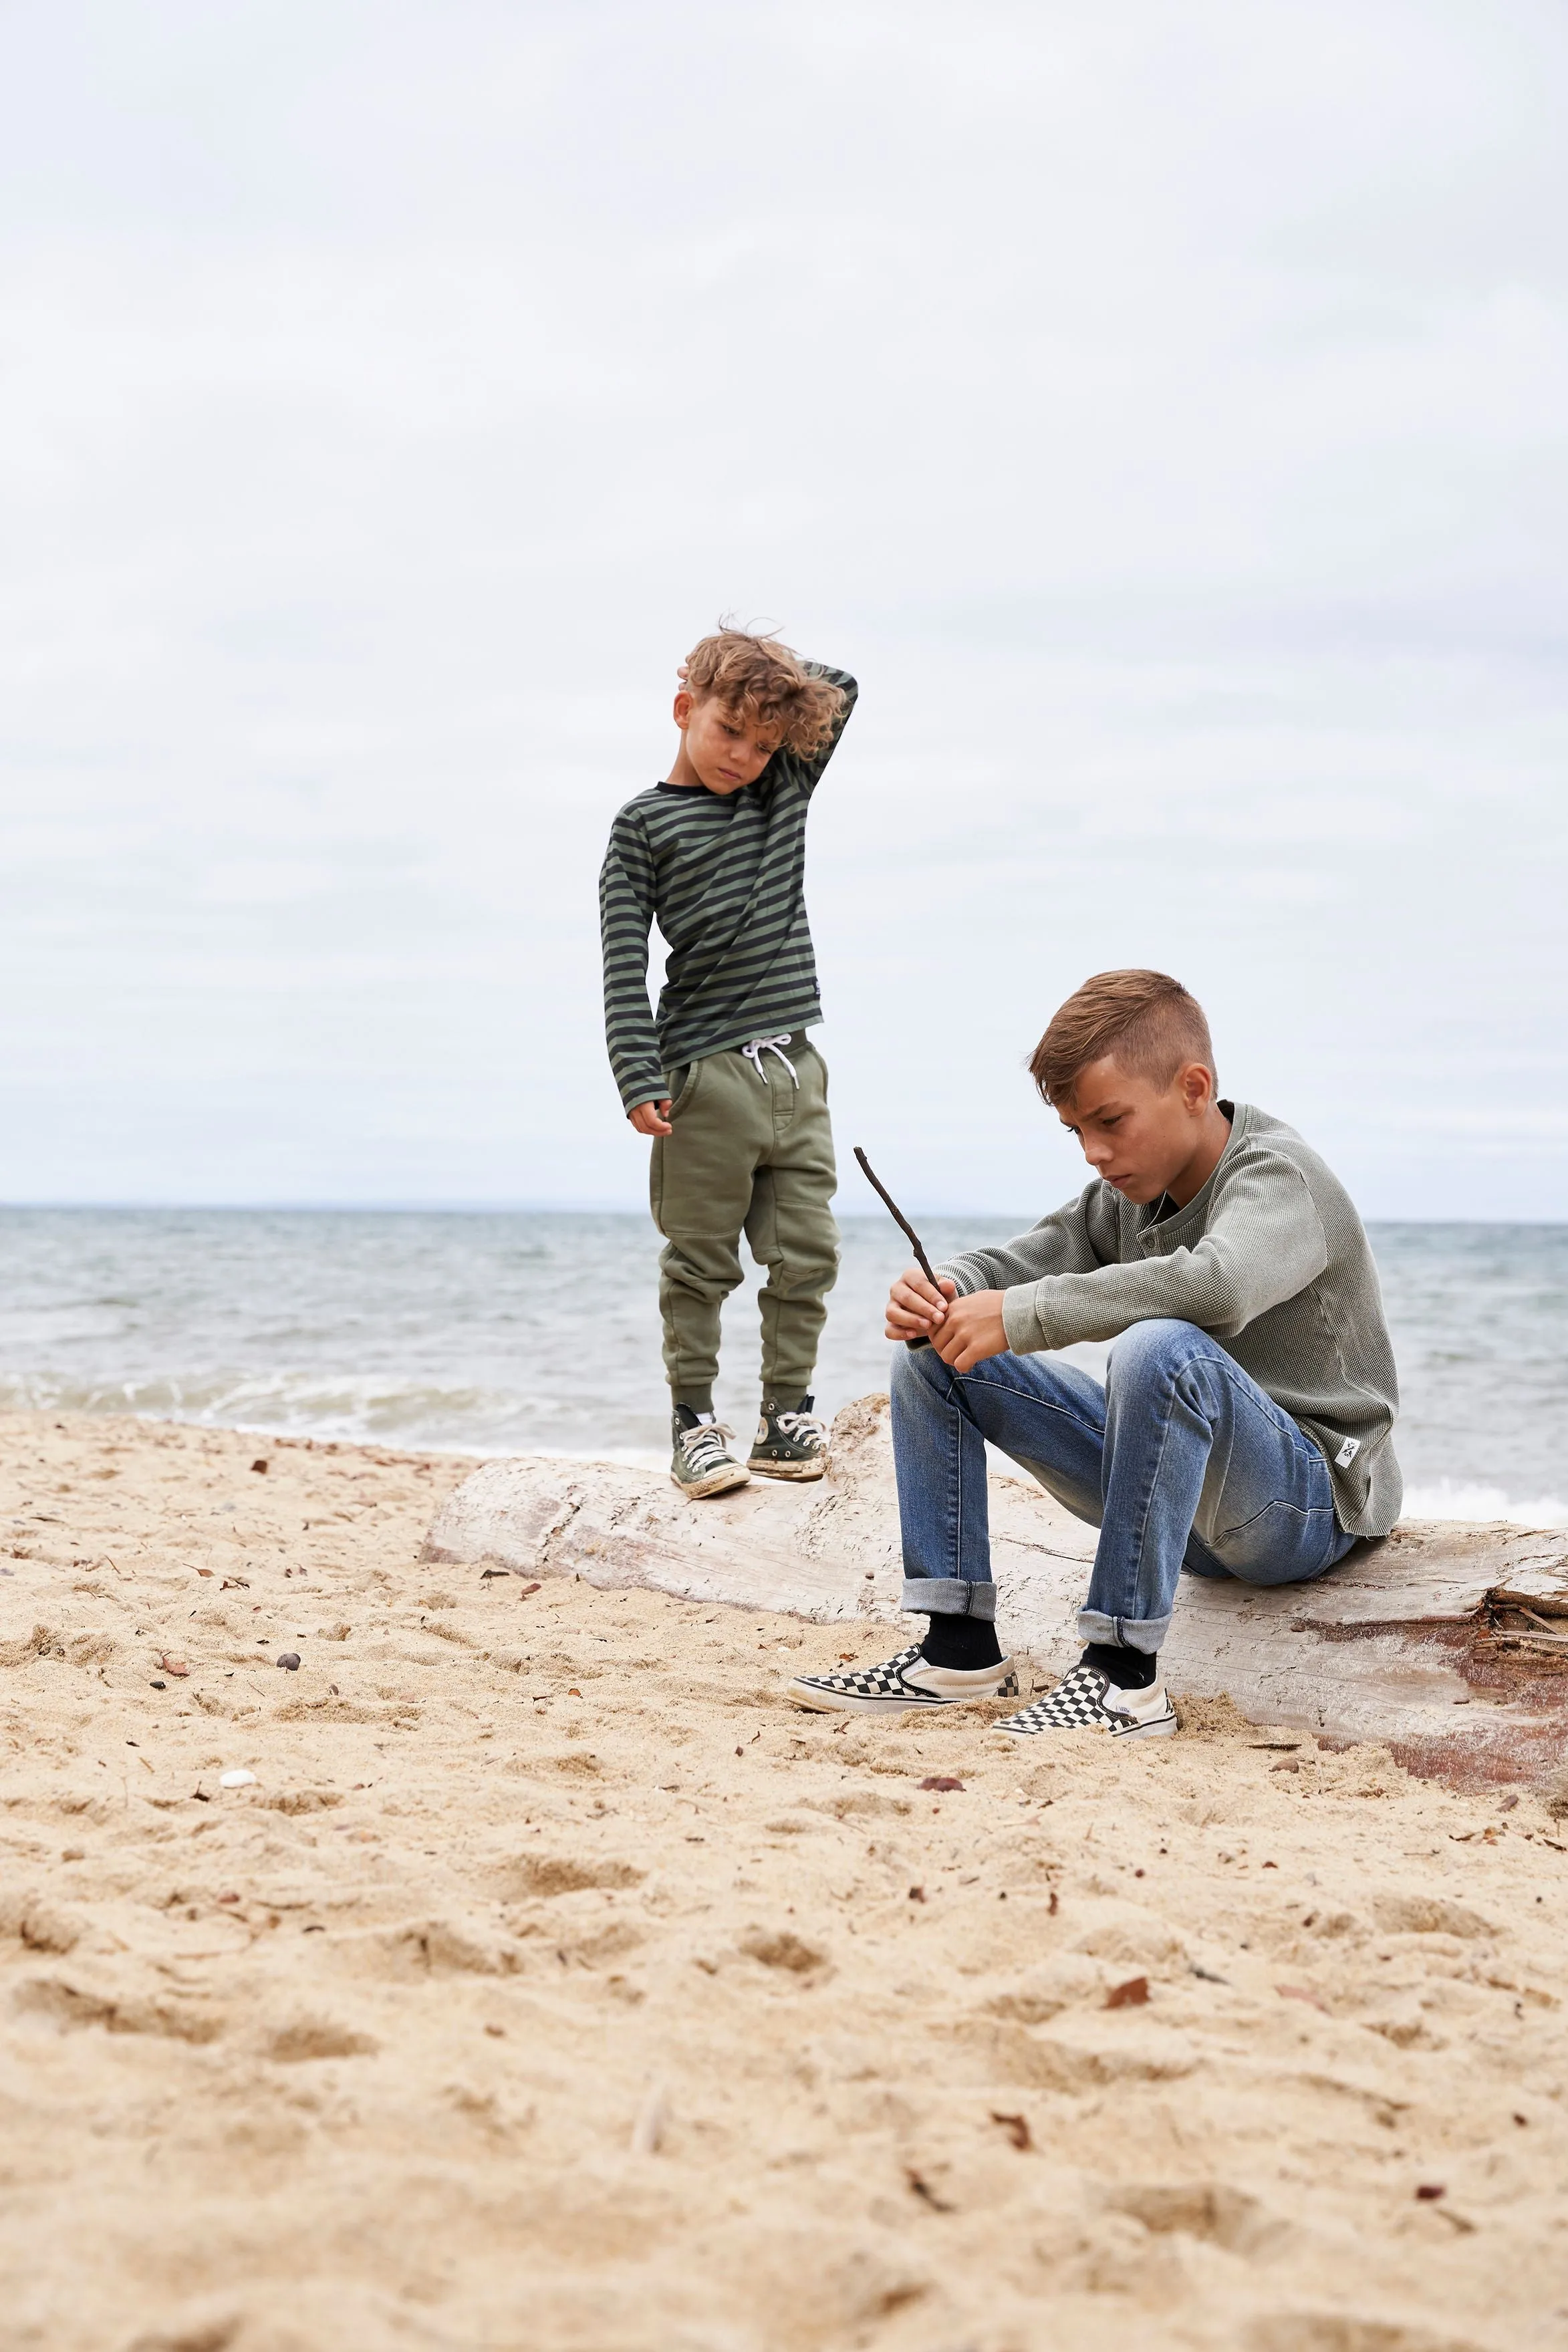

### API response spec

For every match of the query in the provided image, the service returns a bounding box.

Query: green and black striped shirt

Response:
[598,664,858,1113]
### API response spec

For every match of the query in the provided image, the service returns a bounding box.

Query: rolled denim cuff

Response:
[902,1577,998,1621]
[1075,1607,1170,1654]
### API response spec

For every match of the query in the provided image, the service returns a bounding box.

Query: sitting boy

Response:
[790,968,1401,1737]
[600,628,856,1498]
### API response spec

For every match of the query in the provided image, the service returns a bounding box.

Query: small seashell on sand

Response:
[277,1652,302,1671]
[158,1655,190,1676]
[1277,1983,1330,2014]
[219,1767,257,1789]
[630,2083,668,2156]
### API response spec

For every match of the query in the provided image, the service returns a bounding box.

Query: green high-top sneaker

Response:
[670,1406,751,1500]
[748,1395,829,1481]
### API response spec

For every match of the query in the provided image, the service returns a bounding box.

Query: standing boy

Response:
[600,628,856,1499]
[790,969,1402,1736]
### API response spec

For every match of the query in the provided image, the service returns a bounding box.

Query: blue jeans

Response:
[890,1319,1355,1653]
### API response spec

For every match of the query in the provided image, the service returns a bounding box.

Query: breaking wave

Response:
[0,1210,1563,1512]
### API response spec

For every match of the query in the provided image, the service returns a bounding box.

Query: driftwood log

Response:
[424,1392,1568,1788]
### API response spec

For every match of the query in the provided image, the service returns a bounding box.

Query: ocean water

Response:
[0,1209,1563,1525]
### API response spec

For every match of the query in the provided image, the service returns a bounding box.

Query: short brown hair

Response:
[1029,970,1215,1106]
[684,626,844,759]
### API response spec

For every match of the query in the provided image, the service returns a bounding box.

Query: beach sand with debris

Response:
[3,1409,1567,2352]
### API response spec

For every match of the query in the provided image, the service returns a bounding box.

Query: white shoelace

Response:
[680,1420,739,1472]
[771,1408,825,1446]
[741,1035,798,1085]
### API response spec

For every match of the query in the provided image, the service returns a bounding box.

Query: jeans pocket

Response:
[1211,1498,1344,1587]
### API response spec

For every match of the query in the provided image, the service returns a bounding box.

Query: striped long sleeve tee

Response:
[598,664,858,1113]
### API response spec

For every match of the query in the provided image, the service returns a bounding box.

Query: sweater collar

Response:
[1134,1100,1246,1250]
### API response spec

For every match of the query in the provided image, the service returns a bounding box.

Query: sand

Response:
[3,1410,1567,2352]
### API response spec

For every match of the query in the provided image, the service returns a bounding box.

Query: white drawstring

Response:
[741,1035,799,1086]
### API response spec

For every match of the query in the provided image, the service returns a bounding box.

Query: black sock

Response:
[920,1613,1003,1670]
[1081,1640,1158,1690]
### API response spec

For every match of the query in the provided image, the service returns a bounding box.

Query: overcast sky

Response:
[1,0,1565,1218]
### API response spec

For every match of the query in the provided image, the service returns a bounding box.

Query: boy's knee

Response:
[761,1249,838,1298]
[892,1341,952,1404]
[1107,1318,1209,1388]
[660,1241,743,1300]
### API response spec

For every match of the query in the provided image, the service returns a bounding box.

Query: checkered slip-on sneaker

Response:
[748,1395,829,1482]
[788,1644,1019,1716]
[993,1660,1176,1741]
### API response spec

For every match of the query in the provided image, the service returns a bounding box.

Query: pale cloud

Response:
[0,0,1564,1214]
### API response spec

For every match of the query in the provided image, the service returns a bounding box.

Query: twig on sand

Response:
[904,2166,954,2212]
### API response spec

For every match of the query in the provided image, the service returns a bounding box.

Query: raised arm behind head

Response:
[665,628,847,797]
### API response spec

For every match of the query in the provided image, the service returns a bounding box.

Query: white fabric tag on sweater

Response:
[1334,1436,1361,1468]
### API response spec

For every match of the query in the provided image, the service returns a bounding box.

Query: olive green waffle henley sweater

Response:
[938,1101,1402,1537]
[598,664,858,1115]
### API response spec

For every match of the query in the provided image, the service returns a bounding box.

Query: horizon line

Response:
[2,1200,1567,1230]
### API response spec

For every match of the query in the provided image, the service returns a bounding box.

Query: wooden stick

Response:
[853,1148,939,1288]
[854,1147,942,1351]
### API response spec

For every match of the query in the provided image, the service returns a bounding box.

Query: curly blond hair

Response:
[684,627,844,759]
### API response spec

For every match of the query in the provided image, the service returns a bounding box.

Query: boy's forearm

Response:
[1001,1256,1219,1355]
[1001,1172,1329,1354]
[603,983,666,1112]
[936,1186,1107,1300]
[783,664,858,795]
[807,664,859,746]
[599,821,664,1114]
[614,1071,669,1116]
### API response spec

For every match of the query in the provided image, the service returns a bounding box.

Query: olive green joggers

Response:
[650,1034,839,1411]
